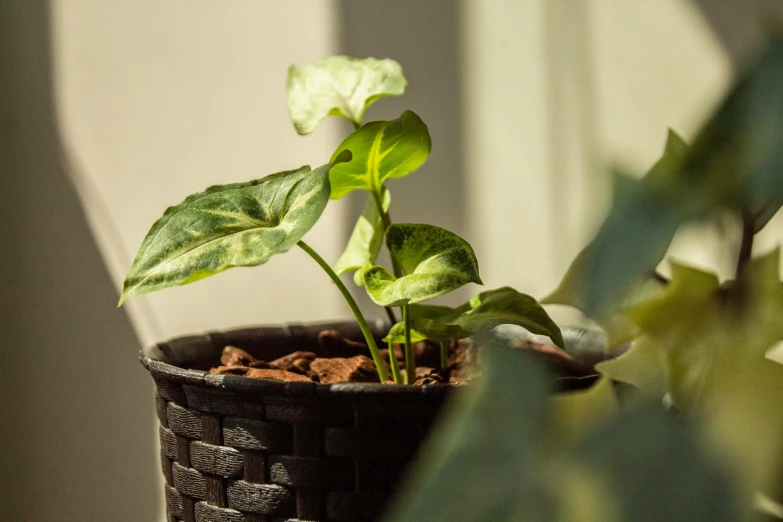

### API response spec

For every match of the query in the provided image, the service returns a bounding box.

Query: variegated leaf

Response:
[383,287,564,348]
[328,110,431,199]
[363,224,481,306]
[119,164,331,304]
[333,186,390,286]
[452,287,565,348]
[287,55,406,135]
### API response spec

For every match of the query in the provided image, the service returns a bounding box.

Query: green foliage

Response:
[363,223,482,306]
[681,39,783,232]
[387,343,740,522]
[328,110,431,200]
[287,55,406,135]
[333,186,390,285]
[547,131,688,320]
[385,287,565,348]
[120,164,332,304]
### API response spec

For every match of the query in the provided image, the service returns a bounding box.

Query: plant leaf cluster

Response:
[120,55,562,386]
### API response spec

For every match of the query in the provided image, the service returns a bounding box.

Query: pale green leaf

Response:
[363,224,481,307]
[287,55,406,135]
[597,251,783,505]
[382,322,428,344]
[453,287,564,348]
[333,186,390,286]
[328,110,431,199]
[594,337,669,400]
[119,164,331,304]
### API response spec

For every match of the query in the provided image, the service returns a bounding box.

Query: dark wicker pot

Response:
[140,320,450,522]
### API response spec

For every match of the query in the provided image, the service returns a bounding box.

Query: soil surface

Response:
[207,329,599,386]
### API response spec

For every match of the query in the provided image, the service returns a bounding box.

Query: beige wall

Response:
[462,0,733,309]
[53,0,343,347]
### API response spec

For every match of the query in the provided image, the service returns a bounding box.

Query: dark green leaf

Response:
[334,186,390,286]
[119,164,331,304]
[682,39,783,231]
[287,55,406,135]
[363,224,481,307]
[388,344,554,522]
[328,110,431,199]
[452,287,564,348]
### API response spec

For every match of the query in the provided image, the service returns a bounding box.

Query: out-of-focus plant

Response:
[389,37,783,521]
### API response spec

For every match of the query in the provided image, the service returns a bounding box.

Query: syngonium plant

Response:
[119,55,562,384]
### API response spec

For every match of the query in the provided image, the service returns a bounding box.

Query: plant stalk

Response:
[736,210,754,277]
[388,342,403,384]
[440,340,449,369]
[297,240,389,382]
[402,304,415,384]
[372,187,403,279]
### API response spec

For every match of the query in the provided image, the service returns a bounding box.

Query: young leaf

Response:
[328,110,431,199]
[452,287,564,348]
[119,165,331,304]
[287,55,406,135]
[383,322,428,344]
[333,186,390,286]
[362,224,481,307]
[385,303,469,343]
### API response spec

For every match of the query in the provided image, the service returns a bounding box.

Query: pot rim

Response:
[139,319,452,398]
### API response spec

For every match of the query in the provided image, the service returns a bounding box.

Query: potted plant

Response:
[385,37,783,522]
[122,56,581,522]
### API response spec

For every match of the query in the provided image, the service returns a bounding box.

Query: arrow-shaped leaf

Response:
[363,223,481,306]
[119,164,332,304]
[328,110,431,199]
[384,287,564,348]
[287,55,406,135]
[453,287,564,348]
[333,186,390,286]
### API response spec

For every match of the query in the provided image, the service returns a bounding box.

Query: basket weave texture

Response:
[141,321,450,522]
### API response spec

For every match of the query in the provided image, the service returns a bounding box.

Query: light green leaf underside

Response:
[363,224,481,307]
[328,110,431,199]
[383,287,564,348]
[120,165,332,304]
[287,55,406,135]
[333,186,390,286]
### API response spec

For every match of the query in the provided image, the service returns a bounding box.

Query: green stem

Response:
[402,304,415,384]
[388,342,403,384]
[297,240,389,382]
[440,340,449,370]
[372,187,403,279]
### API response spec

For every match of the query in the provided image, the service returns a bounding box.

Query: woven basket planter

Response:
[140,320,450,522]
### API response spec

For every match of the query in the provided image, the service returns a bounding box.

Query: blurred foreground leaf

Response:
[597,250,783,502]
[387,343,739,522]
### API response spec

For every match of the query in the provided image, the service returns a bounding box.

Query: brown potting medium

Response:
[140,320,452,522]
